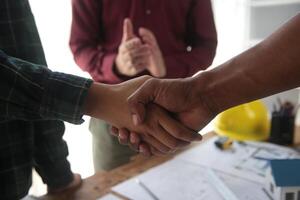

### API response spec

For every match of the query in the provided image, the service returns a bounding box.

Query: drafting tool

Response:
[206,168,239,200]
[214,136,233,150]
[135,179,160,200]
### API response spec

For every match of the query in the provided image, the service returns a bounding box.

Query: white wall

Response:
[211,0,248,67]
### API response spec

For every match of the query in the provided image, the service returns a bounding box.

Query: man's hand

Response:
[139,28,166,78]
[115,19,150,76]
[84,75,202,156]
[127,73,217,131]
[111,127,153,156]
[110,74,217,156]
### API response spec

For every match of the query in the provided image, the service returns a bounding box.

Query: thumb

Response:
[122,18,135,42]
[139,27,156,46]
[127,78,158,125]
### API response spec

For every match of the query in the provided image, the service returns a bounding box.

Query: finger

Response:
[149,123,190,150]
[127,79,159,125]
[118,38,141,54]
[124,45,150,64]
[124,61,147,76]
[110,126,119,137]
[139,143,152,157]
[130,132,141,144]
[129,143,139,152]
[132,60,149,71]
[128,45,150,59]
[129,55,150,70]
[124,38,142,50]
[139,27,157,46]
[159,113,203,142]
[129,132,141,151]
[142,134,171,154]
[150,146,167,156]
[118,128,130,145]
[140,35,155,48]
[122,18,135,42]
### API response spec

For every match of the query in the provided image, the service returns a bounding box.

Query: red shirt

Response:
[70,0,217,84]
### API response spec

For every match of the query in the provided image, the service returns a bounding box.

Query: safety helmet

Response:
[213,100,270,141]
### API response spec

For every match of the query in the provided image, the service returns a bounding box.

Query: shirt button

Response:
[146,9,151,15]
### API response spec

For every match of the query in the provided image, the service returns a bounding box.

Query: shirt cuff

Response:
[101,53,126,83]
[40,72,93,124]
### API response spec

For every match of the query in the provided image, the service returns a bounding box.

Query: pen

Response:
[135,179,160,200]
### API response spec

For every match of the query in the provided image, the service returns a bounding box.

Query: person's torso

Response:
[99,0,195,57]
[0,0,46,65]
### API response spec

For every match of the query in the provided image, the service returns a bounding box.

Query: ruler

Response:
[206,168,239,200]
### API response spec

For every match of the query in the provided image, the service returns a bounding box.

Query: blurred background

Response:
[27,0,300,195]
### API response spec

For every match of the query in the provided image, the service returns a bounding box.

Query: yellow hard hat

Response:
[213,100,270,141]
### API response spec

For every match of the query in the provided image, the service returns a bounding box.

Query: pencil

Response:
[135,179,160,200]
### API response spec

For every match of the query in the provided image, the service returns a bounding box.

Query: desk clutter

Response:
[111,137,300,200]
[269,100,297,145]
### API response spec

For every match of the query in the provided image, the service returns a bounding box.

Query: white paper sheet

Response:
[97,193,122,200]
[112,136,299,200]
[175,136,300,184]
[112,159,270,200]
[112,159,224,200]
[21,196,38,200]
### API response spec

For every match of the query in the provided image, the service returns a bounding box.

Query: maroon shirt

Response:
[70,0,217,84]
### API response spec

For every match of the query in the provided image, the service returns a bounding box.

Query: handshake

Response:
[85,73,217,156]
[84,13,300,156]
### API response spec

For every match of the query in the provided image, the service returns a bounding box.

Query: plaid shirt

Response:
[0,1,92,199]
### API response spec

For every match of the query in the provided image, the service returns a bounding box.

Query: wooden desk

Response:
[38,132,215,200]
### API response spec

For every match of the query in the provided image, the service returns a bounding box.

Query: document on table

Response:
[112,159,270,200]
[176,136,300,184]
[112,159,223,200]
[112,136,300,200]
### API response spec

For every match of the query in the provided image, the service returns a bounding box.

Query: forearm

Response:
[84,82,114,122]
[84,77,150,129]
[71,47,122,83]
[70,0,123,83]
[195,14,300,113]
[0,50,93,123]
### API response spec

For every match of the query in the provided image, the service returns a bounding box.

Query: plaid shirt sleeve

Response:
[0,50,93,124]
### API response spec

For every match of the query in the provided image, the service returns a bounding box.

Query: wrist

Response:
[191,70,225,115]
[115,55,126,76]
[193,58,251,115]
[148,56,166,78]
[113,62,131,80]
[84,82,112,120]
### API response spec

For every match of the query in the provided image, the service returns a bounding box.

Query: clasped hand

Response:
[86,76,202,156]
[115,19,166,78]
[108,74,217,156]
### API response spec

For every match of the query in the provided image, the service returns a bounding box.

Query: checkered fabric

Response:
[0,1,92,199]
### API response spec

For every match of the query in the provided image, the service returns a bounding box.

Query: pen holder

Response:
[269,112,295,145]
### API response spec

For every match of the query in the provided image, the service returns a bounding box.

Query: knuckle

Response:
[159,145,171,153]
[172,129,183,139]
[128,51,134,58]
[140,75,152,80]
[127,97,136,106]
[169,139,179,149]
[150,147,162,156]
[127,60,133,67]
[178,141,191,148]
